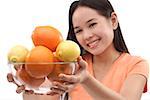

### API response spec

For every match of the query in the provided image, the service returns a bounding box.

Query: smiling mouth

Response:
[87,39,101,49]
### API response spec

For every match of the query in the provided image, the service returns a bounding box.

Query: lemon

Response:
[8,45,29,63]
[56,40,80,62]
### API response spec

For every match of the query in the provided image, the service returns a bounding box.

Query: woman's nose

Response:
[83,30,93,40]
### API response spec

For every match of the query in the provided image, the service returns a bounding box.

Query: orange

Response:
[47,63,73,82]
[16,67,45,88]
[25,46,53,78]
[32,26,63,52]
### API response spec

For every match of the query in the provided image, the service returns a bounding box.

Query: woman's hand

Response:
[7,73,27,94]
[7,64,36,95]
[50,56,90,95]
[7,72,59,95]
[7,64,60,96]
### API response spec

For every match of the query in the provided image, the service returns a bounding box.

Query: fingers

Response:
[7,74,60,95]
[7,65,27,94]
[52,82,68,91]
[47,91,59,96]
[7,73,14,82]
[50,81,75,95]
[24,90,34,94]
[59,74,80,83]
[16,85,25,94]
[7,73,58,95]
[14,64,23,71]
[7,73,26,94]
[58,57,88,83]
[77,56,88,69]
[74,63,79,74]
[50,87,65,95]
[7,73,20,87]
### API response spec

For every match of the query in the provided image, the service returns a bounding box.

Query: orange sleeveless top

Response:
[70,53,149,100]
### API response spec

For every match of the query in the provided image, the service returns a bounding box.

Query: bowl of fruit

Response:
[7,26,81,94]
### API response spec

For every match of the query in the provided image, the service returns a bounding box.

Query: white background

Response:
[0,0,150,100]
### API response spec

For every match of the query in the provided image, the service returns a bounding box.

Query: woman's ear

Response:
[111,12,118,30]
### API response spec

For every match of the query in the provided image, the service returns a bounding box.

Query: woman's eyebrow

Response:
[86,18,96,24]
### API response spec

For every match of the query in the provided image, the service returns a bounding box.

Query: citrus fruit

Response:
[32,26,63,52]
[16,67,45,88]
[25,46,53,78]
[8,45,29,63]
[47,63,73,82]
[56,40,81,61]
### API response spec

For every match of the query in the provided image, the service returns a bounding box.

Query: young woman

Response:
[7,0,149,100]
[50,0,149,100]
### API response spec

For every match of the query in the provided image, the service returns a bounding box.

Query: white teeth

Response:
[88,39,100,48]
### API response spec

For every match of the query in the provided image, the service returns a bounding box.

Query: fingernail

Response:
[59,74,63,77]
[78,56,82,60]
[59,74,64,78]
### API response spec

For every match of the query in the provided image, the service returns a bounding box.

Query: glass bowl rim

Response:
[8,61,77,65]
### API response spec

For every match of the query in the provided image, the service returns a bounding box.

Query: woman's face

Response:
[72,6,117,55]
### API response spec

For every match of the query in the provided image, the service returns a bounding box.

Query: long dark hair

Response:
[67,0,129,55]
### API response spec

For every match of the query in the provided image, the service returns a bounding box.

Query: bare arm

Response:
[81,73,146,100]
[120,74,146,100]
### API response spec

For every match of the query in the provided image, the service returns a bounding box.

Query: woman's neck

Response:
[93,44,121,67]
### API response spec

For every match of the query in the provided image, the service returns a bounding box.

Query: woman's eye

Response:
[75,29,82,34]
[89,23,97,28]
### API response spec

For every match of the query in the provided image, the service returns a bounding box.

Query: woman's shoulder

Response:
[119,53,147,65]
[114,53,149,74]
[121,53,149,76]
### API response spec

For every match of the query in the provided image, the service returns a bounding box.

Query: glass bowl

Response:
[8,62,76,94]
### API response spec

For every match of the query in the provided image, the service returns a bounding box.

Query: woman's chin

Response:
[90,46,106,55]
